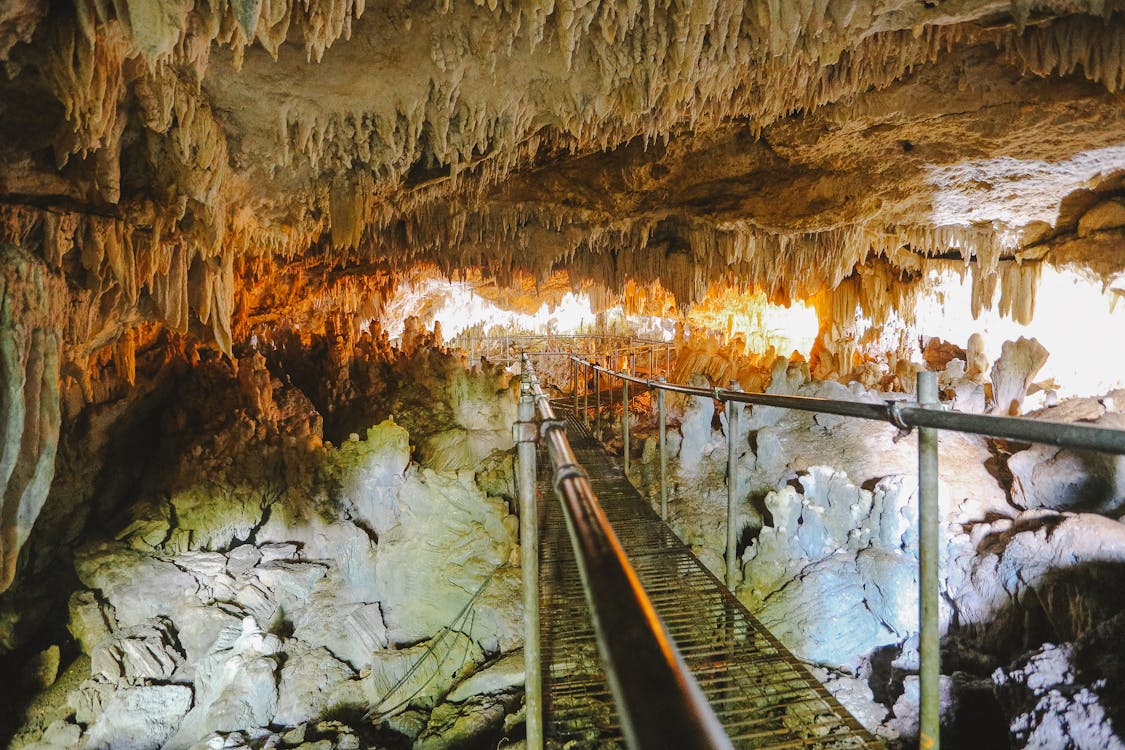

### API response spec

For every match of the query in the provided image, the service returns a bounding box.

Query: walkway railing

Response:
[455,332,674,375]
[571,355,1125,750]
[515,354,733,750]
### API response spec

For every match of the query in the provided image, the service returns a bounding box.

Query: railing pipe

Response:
[521,356,734,750]
[572,357,1125,456]
[595,360,602,433]
[573,358,580,415]
[583,362,590,427]
[725,382,742,589]
[515,377,543,750]
[658,377,668,521]
[917,372,940,750]
[623,379,631,475]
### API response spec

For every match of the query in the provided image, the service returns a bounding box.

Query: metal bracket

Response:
[886,399,912,433]
[513,421,539,443]
[553,462,589,494]
[539,418,566,438]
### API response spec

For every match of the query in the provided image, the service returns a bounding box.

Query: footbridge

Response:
[509,345,1125,750]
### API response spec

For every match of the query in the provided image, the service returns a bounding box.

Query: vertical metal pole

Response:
[584,362,590,427]
[595,361,602,434]
[623,379,631,475]
[658,377,667,521]
[516,369,542,750]
[573,358,580,415]
[725,382,742,590]
[917,371,940,750]
[649,347,654,377]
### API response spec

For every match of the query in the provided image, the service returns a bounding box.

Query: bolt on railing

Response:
[515,354,733,750]
[571,356,1125,750]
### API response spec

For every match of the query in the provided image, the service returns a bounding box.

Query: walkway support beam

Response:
[521,356,733,750]
[515,376,543,750]
[917,371,940,750]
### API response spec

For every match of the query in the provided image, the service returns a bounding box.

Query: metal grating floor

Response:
[538,410,885,749]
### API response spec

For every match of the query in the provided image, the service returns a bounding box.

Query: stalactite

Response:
[0,245,67,592]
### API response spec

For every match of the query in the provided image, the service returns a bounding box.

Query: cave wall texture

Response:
[2,0,1125,590]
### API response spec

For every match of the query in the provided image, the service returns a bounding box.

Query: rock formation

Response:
[2,0,1125,747]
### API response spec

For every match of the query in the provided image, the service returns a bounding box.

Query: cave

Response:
[3,1,1125,749]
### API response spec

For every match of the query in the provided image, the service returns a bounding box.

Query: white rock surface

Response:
[84,684,193,750]
[274,644,363,726]
[90,618,181,684]
[994,644,1125,750]
[373,467,517,646]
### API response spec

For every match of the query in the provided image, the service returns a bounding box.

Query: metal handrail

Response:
[573,354,1125,750]
[519,354,733,750]
[576,357,1125,454]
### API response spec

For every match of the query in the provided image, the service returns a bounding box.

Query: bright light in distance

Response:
[914,266,1125,399]
[686,289,819,358]
[379,278,600,340]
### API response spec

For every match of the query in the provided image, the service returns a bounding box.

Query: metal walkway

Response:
[538,411,883,749]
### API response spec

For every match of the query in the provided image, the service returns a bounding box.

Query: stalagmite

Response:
[991,337,1050,416]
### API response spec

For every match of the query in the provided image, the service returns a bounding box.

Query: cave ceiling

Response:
[1,0,1125,359]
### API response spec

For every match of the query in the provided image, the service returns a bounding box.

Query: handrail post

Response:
[649,346,654,377]
[623,378,631,475]
[725,381,742,589]
[595,360,602,434]
[516,366,543,750]
[584,362,590,427]
[917,371,940,750]
[658,377,668,521]
[573,357,580,415]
